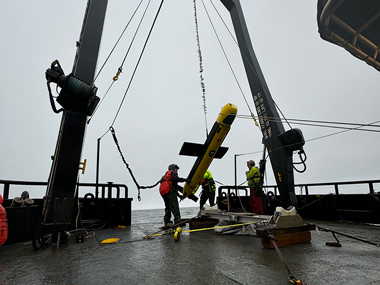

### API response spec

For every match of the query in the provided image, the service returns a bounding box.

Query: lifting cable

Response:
[109,0,164,129]
[193,0,209,136]
[237,114,380,133]
[93,1,164,201]
[92,0,144,84]
[88,0,148,123]
[211,0,380,138]
[110,127,160,201]
[305,119,380,143]
[210,0,301,135]
[233,117,380,173]
[207,0,259,128]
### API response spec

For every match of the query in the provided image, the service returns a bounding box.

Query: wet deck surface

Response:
[0,218,379,285]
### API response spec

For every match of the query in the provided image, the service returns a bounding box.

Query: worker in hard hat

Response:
[246,160,264,214]
[159,164,189,229]
[194,169,216,210]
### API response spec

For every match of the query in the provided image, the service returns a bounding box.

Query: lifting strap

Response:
[267,232,304,285]
[110,126,160,201]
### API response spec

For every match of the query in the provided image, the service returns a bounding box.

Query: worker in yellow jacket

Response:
[194,169,216,210]
[246,160,264,214]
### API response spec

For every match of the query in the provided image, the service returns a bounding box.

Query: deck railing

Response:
[0,180,128,200]
[219,179,380,196]
[2,179,378,201]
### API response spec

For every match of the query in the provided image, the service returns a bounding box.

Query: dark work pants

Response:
[162,191,181,224]
[199,187,216,210]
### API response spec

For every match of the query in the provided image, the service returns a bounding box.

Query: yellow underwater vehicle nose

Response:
[180,103,237,198]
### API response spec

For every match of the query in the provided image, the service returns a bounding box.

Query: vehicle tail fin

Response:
[179,142,228,159]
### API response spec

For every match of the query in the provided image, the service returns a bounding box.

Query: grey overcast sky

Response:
[0,1,379,210]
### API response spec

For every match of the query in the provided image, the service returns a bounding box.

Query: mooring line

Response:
[150,221,257,237]
[317,226,380,247]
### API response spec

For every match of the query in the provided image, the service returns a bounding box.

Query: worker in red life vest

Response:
[159,164,189,228]
[246,160,264,215]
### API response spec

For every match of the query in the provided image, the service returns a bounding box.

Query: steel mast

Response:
[36,0,108,249]
[221,0,305,208]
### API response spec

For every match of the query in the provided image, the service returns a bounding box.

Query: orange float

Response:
[0,194,8,246]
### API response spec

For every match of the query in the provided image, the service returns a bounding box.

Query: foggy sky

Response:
[1,0,379,210]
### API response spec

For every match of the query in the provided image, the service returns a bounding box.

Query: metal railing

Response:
[267,179,380,196]
[220,179,380,196]
[0,180,129,200]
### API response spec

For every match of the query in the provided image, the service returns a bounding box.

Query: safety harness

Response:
[247,167,262,195]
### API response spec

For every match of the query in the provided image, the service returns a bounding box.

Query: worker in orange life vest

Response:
[159,164,189,228]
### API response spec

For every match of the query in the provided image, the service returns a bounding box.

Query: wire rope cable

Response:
[209,0,294,130]
[194,0,209,136]
[92,0,144,84]
[203,0,259,128]
[89,0,149,124]
[96,0,164,141]
[109,0,164,131]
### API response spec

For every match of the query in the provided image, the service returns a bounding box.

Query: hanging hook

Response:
[113,67,122,81]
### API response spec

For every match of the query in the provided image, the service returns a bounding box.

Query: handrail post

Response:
[369,182,374,194]
[3,183,10,199]
[107,182,114,227]
[107,182,113,199]
[234,154,237,193]
[102,185,105,198]
[96,138,101,199]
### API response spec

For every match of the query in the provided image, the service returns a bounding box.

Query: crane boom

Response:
[34,0,108,250]
[221,0,305,208]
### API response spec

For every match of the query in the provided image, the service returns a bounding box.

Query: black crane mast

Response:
[221,0,305,208]
[34,0,108,249]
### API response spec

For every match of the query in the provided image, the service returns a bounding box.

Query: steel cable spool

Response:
[56,74,99,115]
[45,60,99,116]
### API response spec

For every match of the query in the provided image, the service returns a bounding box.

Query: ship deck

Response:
[0,216,379,284]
